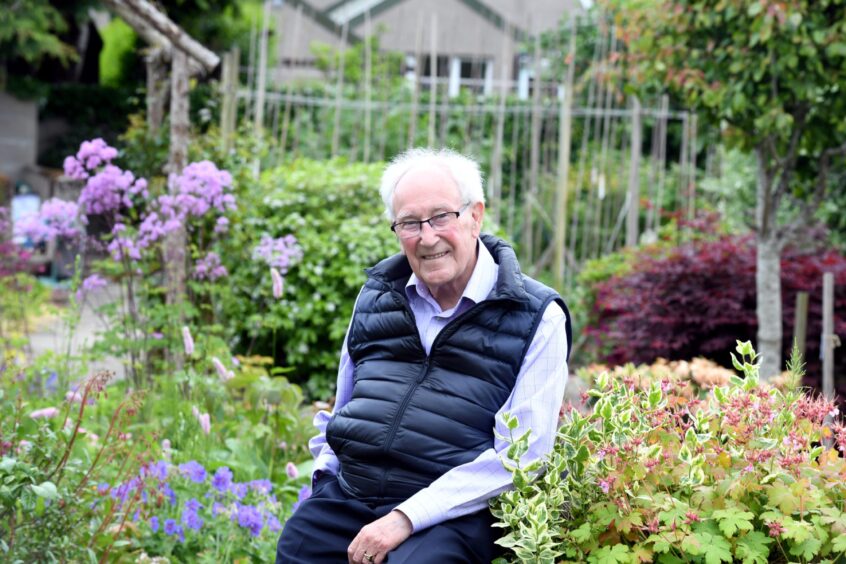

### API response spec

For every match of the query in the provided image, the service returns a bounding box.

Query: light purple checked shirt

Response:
[308,241,569,532]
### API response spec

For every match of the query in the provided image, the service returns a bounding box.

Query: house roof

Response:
[325,0,531,40]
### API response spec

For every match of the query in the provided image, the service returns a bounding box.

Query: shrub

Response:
[218,158,397,398]
[492,342,846,563]
[584,233,846,394]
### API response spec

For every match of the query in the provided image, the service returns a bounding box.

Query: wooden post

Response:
[331,21,349,157]
[688,113,698,222]
[245,11,258,124]
[523,34,542,265]
[554,18,576,290]
[428,14,438,147]
[280,4,303,158]
[407,17,423,149]
[488,28,510,228]
[793,291,809,360]
[822,273,835,400]
[221,48,239,153]
[363,10,372,162]
[146,49,168,134]
[254,0,271,135]
[165,49,190,370]
[626,97,642,247]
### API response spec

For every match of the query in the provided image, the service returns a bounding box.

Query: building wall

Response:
[0,92,38,180]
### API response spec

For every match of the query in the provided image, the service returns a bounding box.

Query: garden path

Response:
[27,282,126,380]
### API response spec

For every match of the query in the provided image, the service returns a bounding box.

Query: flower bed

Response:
[493,342,846,563]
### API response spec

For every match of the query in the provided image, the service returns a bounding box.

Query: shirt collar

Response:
[405,238,498,309]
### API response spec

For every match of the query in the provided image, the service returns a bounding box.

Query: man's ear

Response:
[471,202,485,236]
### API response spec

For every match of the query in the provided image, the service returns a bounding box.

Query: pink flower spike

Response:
[286,462,299,479]
[271,267,284,298]
[29,407,59,419]
[182,326,195,356]
[198,413,211,435]
[162,439,171,451]
[211,357,234,382]
[192,405,200,419]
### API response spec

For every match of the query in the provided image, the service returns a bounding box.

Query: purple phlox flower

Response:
[149,515,160,533]
[182,326,195,356]
[292,484,312,512]
[193,251,228,281]
[151,331,164,340]
[252,234,303,272]
[179,460,206,483]
[169,161,236,218]
[107,236,141,261]
[211,467,233,493]
[236,504,264,537]
[78,164,146,217]
[14,198,80,243]
[230,482,248,500]
[29,406,59,419]
[75,274,108,302]
[248,479,273,495]
[271,267,284,298]
[214,216,229,234]
[265,513,282,533]
[211,357,235,382]
[286,462,299,479]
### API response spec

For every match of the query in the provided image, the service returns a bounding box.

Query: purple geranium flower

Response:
[179,460,207,484]
[211,467,233,493]
[236,504,264,537]
[150,516,159,532]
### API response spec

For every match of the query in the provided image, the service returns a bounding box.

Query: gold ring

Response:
[363,552,375,563]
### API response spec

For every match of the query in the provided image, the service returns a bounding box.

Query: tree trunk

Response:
[755,148,782,380]
[165,49,190,371]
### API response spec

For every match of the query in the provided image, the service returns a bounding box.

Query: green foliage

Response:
[99,17,138,88]
[0,0,76,79]
[0,370,147,561]
[218,158,397,398]
[492,341,846,563]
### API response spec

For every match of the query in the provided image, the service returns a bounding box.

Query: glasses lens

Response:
[429,212,453,229]
[398,223,420,238]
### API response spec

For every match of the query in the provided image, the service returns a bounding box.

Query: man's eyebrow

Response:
[396,206,452,220]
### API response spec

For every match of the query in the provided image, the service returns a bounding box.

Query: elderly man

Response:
[276,148,570,563]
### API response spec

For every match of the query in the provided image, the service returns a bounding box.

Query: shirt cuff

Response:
[393,492,441,533]
[312,452,339,483]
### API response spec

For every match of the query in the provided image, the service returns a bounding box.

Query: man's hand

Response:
[347,510,413,563]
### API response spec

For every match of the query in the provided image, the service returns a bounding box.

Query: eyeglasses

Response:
[390,203,470,239]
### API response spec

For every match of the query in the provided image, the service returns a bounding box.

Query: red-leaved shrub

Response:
[585,234,846,397]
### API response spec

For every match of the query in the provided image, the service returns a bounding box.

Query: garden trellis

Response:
[221,11,712,291]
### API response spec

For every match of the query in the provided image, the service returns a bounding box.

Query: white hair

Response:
[379,147,485,220]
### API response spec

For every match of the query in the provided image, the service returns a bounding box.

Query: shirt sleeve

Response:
[308,291,361,483]
[394,301,569,532]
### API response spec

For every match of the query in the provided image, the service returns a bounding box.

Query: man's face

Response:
[392,165,483,307]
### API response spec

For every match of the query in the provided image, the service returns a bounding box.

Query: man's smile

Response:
[422,251,449,260]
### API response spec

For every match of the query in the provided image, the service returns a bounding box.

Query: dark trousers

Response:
[276,475,503,563]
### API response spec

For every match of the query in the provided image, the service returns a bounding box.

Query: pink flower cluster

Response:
[191,405,211,435]
[194,252,228,281]
[14,198,81,243]
[168,161,235,217]
[76,273,108,302]
[252,234,302,273]
[64,139,148,220]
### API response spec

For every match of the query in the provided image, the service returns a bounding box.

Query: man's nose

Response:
[419,221,439,244]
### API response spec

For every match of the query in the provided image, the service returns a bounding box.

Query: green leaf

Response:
[30,481,58,500]
[700,533,733,564]
[570,522,592,544]
[588,544,630,564]
[712,507,754,537]
[831,533,846,552]
[789,537,822,561]
[735,531,772,564]
[767,482,799,514]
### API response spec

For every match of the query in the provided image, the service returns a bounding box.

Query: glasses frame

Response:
[390,203,471,239]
